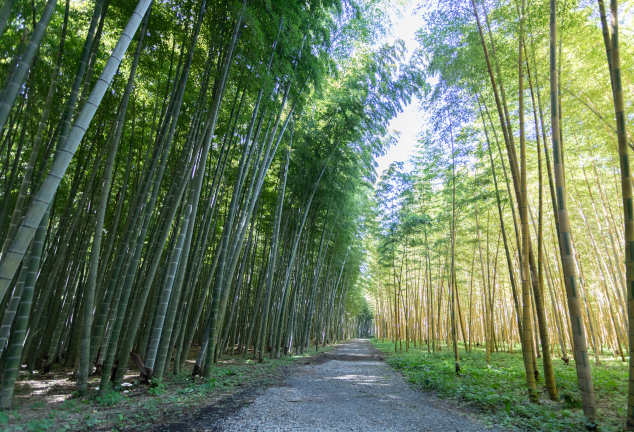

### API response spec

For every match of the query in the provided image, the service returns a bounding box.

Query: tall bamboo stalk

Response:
[551,0,597,423]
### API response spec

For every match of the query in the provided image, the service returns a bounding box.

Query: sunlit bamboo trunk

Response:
[550,0,597,421]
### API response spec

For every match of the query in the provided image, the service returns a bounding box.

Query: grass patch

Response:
[2,343,337,431]
[372,339,627,431]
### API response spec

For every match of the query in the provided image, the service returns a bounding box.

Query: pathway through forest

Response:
[215,339,505,431]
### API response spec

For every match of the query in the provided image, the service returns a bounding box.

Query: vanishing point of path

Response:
[216,339,506,432]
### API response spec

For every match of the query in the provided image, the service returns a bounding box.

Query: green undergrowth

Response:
[372,339,627,432]
[2,344,336,431]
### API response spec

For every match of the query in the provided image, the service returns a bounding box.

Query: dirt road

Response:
[216,339,505,431]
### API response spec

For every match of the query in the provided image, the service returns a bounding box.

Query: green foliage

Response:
[25,418,55,431]
[216,368,238,377]
[178,377,217,394]
[559,390,582,409]
[148,378,166,396]
[95,389,125,406]
[0,411,8,426]
[59,399,79,412]
[373,339,627,431]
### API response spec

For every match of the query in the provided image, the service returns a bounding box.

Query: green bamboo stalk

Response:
[273,159,330,358]
[551,0,597,422]
[604,0,634,428]
[145,205,191,377]
[1,0,69,263]
[78,0,111,111]
[0,203,49,408]
[0,0,154,303]
[0,0,15,39]
[20,136,109,366]
[0,0,57,137]
[109,2,210,376]
[0,251,28,358]
[519,0,537,401]
[107,148,192,386]
[254,149,290,363]
[76,6,150,391]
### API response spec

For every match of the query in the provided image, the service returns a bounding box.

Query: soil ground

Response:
[215,339,505,431]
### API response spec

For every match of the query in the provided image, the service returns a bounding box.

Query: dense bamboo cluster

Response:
[0,0,415,408]
[369,0,634,428]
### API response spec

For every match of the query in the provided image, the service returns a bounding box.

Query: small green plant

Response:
[84,416,97,429]
[218,368,238,377]
[178,383,196,394]
[25,418,55,431]
[95,389,124,406]
[0,411,8,426]
[559,390,582,409]
[200,377,217,392]
[148,378,166,396]
[60,399,77,410]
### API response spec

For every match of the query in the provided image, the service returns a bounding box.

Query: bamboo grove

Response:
[367,0,634,429]
[0,0,420,409]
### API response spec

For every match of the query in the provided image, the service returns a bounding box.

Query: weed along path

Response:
[216,339,505,432]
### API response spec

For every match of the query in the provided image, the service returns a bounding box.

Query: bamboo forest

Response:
[0,0,633,430]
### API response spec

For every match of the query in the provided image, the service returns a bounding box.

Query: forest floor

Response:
[0,344,336,431]
[216,338,502,431]
[373,339,628,432]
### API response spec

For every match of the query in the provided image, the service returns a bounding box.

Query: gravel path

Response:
[216,339,506,431]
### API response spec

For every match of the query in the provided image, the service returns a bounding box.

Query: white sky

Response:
[374,3,424,180]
